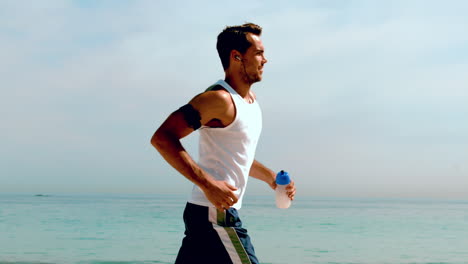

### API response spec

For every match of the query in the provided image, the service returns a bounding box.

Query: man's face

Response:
[240,34,267,84]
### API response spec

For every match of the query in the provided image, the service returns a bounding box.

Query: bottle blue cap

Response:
[276,170,291,185]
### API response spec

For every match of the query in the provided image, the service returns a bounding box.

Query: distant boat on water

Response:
[34,194,51,197]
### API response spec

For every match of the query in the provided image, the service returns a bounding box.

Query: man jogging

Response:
[151,23,296,264]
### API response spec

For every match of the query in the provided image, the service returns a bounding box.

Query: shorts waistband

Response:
[186,202,240,227]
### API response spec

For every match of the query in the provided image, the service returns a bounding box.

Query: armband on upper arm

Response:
[178,104,202,130]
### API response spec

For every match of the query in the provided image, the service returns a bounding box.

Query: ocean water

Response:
[1,193,468,264]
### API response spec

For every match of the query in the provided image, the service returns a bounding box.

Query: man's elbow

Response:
[150,129,165,150]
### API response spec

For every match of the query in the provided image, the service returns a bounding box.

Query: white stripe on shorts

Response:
[208,207,251,264]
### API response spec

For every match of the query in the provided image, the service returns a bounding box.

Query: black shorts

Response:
[175,202,259,264]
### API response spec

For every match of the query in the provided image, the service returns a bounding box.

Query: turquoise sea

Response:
[1,193,468,264]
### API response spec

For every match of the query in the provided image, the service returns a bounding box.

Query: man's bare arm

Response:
[249,160,276,189]
[151,91,238,210]
[151,109,209,187]
[249,159,296,200]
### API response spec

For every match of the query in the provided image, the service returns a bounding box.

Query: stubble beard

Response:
[241,64,262,85]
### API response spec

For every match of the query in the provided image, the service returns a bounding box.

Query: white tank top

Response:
[188,80,262,209]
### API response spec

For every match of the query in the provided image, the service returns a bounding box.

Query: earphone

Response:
[235,56,241,61]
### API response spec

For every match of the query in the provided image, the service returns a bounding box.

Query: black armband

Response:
[178,104,202,130]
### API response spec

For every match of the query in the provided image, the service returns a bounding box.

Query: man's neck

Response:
[224,75,252,99]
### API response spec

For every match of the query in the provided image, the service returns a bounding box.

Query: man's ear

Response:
[231,50,242,62]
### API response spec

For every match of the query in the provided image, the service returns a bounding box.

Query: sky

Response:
[1,0,467,199]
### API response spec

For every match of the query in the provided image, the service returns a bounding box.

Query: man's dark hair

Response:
[216,23,262,70]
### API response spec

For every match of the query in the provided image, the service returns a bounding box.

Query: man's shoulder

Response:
[200,84,231,101]
[205,84,225,92]
[192,86,231,109]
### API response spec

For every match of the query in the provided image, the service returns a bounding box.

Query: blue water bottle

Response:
[275,170,291,209]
